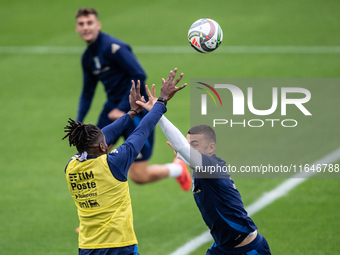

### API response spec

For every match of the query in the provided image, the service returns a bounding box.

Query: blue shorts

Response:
[97,103,154,162]
[79,244,138,255]
[206,233,271,255]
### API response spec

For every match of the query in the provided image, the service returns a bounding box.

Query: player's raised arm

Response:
[77,71,98,123]
[123,68,187,154]
[159,115,202,168]
[102,80,144,146]
[108,68,187,180]
[136,70,201,168]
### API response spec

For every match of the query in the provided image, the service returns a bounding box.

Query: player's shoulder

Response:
[64,154,80,172]
[201,153,226,166]
[100,32,126,45]
[108,148,120,155]
[106,148,122,162]
[200,154,230,178]
[100,32,131,52]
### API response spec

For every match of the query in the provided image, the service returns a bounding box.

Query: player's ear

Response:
[209,143,216,155]
[99,143,106,153]
[97,21,102,30]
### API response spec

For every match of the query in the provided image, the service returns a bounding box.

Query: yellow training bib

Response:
[65,154,137,249]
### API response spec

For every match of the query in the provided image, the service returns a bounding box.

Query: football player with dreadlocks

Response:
[63,69,186,255]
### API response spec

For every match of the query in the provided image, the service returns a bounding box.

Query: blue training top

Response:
[192,154,257,251]
[77,31,147,123]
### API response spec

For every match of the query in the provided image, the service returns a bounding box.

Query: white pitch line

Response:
[169,147,340,255]
[0,46,84,54]
[0,46,340,54]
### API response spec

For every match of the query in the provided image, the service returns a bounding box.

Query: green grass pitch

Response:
[1,0,340,254]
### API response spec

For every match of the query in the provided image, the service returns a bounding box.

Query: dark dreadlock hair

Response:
[62,118,102,152]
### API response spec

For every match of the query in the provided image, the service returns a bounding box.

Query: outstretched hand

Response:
[160,68,187,101]
[136,84,157,111]
[135,68,186,111]
[129,80,145,114]
[167,141,178,156]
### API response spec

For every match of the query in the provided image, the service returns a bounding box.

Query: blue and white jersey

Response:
[77,31,147,123]
[192,154,258,251]
[156,116,259,251]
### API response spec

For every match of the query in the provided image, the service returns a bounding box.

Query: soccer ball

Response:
[188,18,223,53]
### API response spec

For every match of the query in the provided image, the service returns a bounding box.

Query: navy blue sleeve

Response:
[107,44,147,112]
[107,102,166,181]
[77,68,98,123]
[101,114,132,146]
[106,147,132,181]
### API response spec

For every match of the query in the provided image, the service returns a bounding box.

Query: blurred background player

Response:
[63,69,186,255]
[74,8,190,190]
[137,87,271,255]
